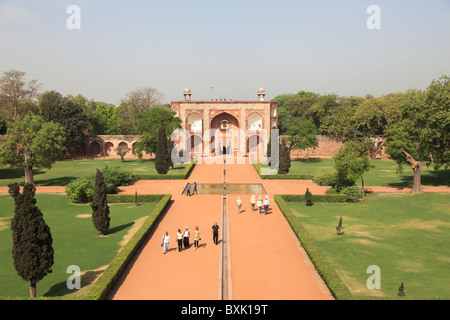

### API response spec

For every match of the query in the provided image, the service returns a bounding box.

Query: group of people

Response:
[237,195,271,215]
[185,182,198,196]
[161,222,220,254]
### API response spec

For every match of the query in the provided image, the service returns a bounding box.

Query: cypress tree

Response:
[155,126,169,174]
[9,183,54,298]
[91,169,110,236]
[278,140,291,174]
[166,138,174,170]
[336,216,344,236]
[305,188,313,206]
[398,282,406,297]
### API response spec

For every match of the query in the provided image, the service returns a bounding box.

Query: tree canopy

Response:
[0,114,66,184]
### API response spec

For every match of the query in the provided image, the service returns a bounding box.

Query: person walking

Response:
[183,227,190,249]
[193,182,198,195]
[194,226,201,250]
[263,196,270,215]
[162,231,170,254]
[250,195,256,212]
[236,197,242,213]
[212,222,219,245]
[186,183,191,196]
[177,229,183,252]
[256,196,263,214]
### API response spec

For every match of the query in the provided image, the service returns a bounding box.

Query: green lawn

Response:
[0,159,188,187]
[262,158,450,187]
[287,193,450,299]
[0,194,157,298]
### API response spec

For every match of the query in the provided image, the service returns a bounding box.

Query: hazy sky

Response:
[1,0,449,104]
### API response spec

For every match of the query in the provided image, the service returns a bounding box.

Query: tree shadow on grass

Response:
[34,176,77,187]
[387,169,450,187]
[0,168,45,181]
[44,269,105,297]
[108,222,134,235]
[291,158,322,163]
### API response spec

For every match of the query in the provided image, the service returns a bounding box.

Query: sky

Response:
[0,0,449,104]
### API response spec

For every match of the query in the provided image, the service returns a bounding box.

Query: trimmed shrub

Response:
[341,186,363,203]
[65,176,95,203]
[102,167,135,188]
[66,167,136,203]
[313,169,338,186]
[325,187,339,195]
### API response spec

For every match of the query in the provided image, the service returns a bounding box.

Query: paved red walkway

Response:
[108,157,333,300]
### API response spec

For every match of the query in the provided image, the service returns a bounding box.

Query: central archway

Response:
[210,112,239,156]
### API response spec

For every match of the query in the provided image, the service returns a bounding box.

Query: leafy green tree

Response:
[115,145,130,162]
[9,182,54,298]
[334,141,373,196]
[386,76,450,193]
[284,119,318,153]
[91,103,120,135]
[37,90,64,123]
[91,169,110,235]
[155,126,170,174]
[0,114,66,184]
[59,97,90,151]
[135,108,181,156]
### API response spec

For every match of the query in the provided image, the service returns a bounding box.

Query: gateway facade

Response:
[171,88,278,157]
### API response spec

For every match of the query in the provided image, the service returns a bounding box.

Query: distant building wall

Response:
[68,135,141,158]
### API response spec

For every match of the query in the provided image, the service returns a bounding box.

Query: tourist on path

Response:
[256,196,263,214]
[183,227,190,248]
[186,183,191,196]
[212,222,219,245]
[162,231,170,254]
[236,197,242,213]
[177,229,183,252]
[263,196,270,215]
[250,195,256,212]
[194,226,201,250]
[193,182,198,195]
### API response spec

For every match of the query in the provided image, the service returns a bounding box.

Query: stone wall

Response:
[290,135,343,158]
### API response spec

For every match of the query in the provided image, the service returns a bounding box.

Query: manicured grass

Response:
[286,193,450,299]
[0,194,157,298]
[0,159,188,187]
[261,158,450,187]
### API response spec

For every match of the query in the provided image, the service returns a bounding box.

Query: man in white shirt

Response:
[162,231,170,254]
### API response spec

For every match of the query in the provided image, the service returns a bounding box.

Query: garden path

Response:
[108,156,333,300]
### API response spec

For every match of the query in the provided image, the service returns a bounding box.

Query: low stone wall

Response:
[290,135,343,158]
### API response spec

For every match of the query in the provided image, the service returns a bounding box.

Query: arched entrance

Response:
[105,142,114,154]
[90,141,101,155]
[210,112,239,156]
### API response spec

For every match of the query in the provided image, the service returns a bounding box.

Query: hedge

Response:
[281,194,347,203]
[87,194,172,300]
[252,163,313,180]
[274,195,352,300]
[134,161,195,180]
[107,194,165,203]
